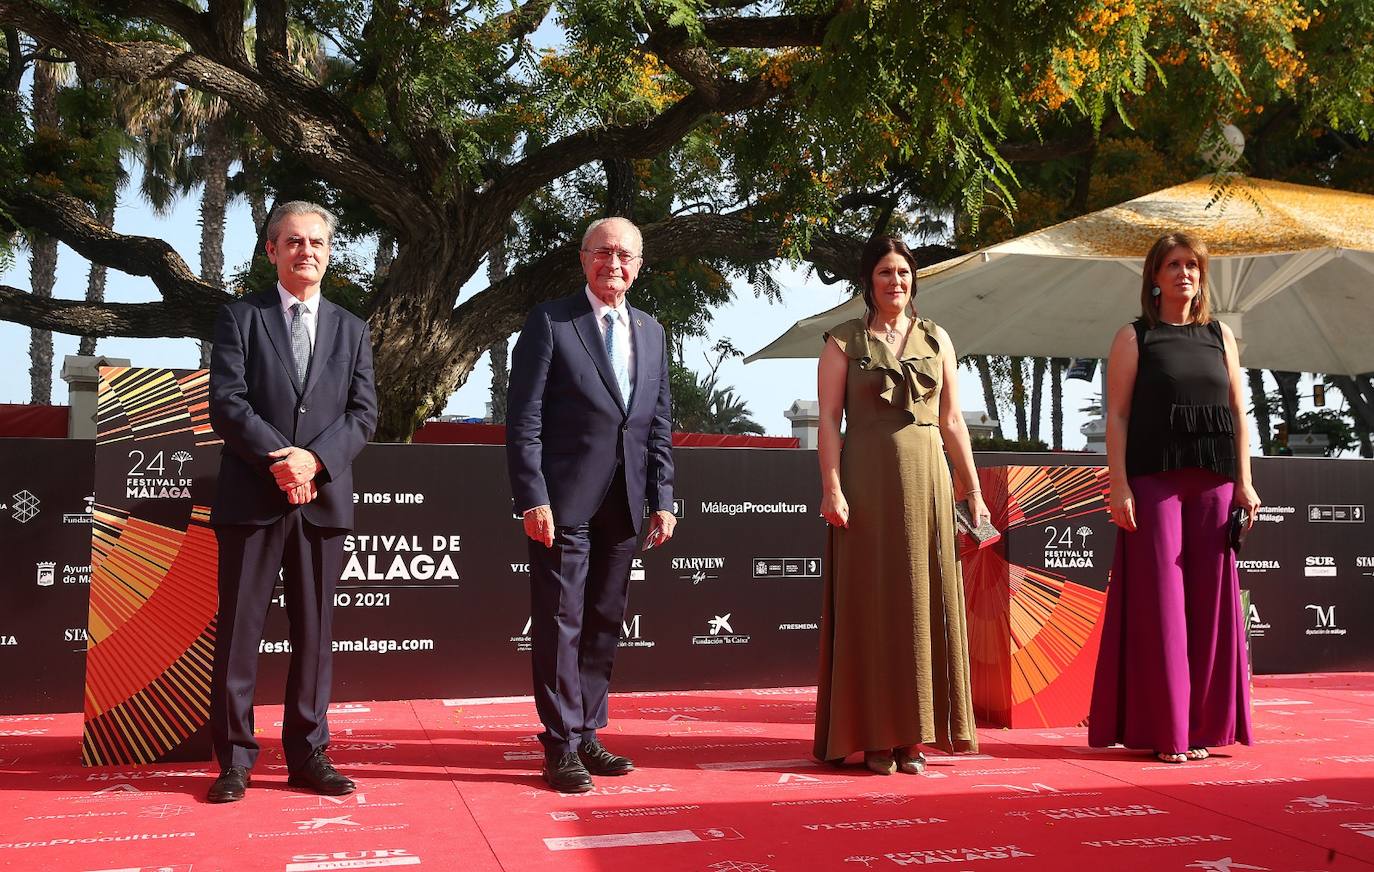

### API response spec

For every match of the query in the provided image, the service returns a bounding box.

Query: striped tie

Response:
[604,311,632,405]
[290,302,312,384]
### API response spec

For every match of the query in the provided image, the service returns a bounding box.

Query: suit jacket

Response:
[506,291,674,533]
[208,288,378,529]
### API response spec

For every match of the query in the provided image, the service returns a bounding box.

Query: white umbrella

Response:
[746,177,1374,375]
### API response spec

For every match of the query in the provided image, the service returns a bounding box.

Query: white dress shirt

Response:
[278,283,321,349]
[585,285,635,382]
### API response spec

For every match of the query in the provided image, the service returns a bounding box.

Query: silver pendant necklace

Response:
[876,319,905,345]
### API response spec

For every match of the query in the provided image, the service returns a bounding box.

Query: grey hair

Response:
[266,201,338,244]
[581,216,642,251]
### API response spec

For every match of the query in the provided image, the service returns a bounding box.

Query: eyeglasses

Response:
[582,247,642,264]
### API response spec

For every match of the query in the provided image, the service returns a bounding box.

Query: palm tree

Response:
[1028,357,1047,443]
[27,58,60,403]
[671,338,765,434]
[701,387,765,435]
[969,355,1003,438]
[76,183,118,358]
[1271,370,1302,434]
[1008,356,1028,441]
[1248,369,1273,454]
[70,76,138,358]
[1050,357,1068,450]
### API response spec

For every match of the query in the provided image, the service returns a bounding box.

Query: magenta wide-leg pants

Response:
[1088,467,1252,754]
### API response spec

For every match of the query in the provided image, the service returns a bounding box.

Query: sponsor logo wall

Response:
[3,377,1372,733]
[0,438,96,715]
[1240,458,1374,674]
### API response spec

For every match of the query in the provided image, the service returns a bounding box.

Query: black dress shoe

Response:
[543,751,594,793]
[287,750,356,796]
[578,740,634,776]
[207,766,250,803]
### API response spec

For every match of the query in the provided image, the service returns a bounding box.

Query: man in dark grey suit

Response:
[206,201,377,803]
[506,216,677,793]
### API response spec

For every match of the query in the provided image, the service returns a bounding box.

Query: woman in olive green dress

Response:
[814,235,985,775]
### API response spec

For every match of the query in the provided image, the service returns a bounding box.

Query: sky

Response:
[0,180,1111,446]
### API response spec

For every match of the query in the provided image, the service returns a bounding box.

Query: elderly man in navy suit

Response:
[206,201,377,803]
[506,216,677,793]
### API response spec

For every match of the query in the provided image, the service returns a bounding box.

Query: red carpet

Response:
[4,674,1374,871]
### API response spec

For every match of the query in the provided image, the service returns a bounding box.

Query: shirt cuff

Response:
[522,505,551,517]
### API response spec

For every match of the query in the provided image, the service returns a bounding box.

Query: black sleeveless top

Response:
[1125,319,1236,480]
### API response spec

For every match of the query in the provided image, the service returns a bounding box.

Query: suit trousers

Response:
[529,466,638,756]
[211,511,346,772]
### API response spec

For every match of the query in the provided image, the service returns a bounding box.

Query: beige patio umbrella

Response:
[745,177,1374,375]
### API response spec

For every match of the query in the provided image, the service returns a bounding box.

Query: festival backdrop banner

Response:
[81,367,222,765]
[963,464,1114,728]
[1,376,1365,752]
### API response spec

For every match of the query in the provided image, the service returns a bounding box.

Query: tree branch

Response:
[2,24,22,94]
[484,74,781,225]
[1330,375,1374,435]
[206,0,247,63]
[657,41,722,97]
[0,0,433,236]
[497,0,554,47]
[0,285,213,338]
[603,157,637,219]
[7,189,228,311]
[837,183,902,211]
[700,13,831,47]
[452,209,864,346]
[103,0,207,50]
[253,0,313,91]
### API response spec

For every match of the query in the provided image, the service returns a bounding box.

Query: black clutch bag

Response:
[1228,506,1248,553]
[954,500,1002,548]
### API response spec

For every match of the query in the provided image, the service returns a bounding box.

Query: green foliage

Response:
[9,0,1374,444]
[669,338,765,434]
[668,360,710,429]
[972,435,1052,452]
[955,1,1374,248]
[23,81,128,213]
[1294,409,1358,457]
[0,98,27,271]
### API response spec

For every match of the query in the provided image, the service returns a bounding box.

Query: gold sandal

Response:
[894,747,926,775]
[863,750,896,775]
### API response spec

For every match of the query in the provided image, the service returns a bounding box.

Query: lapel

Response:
[301,296,339,400]
[626,305,649,416]
[569,292,627,414]
[256,289,304,395]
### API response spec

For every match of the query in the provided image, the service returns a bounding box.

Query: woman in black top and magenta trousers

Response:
[1089,232,1262,764]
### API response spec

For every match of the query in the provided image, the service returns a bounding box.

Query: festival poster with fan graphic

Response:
[81,367,222,765]
[962,464,1114,728]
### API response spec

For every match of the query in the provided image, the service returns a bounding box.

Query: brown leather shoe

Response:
[544,750,594,793]
[287,750,355,795]
[578,740,634,776]
[207,766,250,803]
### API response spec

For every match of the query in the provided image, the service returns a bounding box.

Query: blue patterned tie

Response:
[604,311,632,405]
[290,302,312,384]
